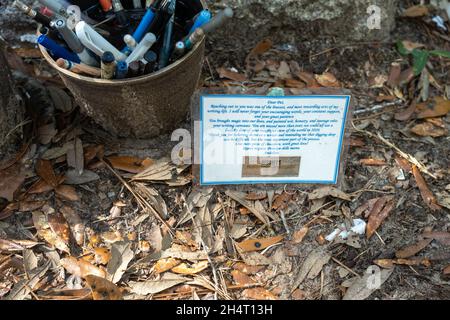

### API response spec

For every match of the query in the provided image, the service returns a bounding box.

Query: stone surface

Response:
[211,0,398,41]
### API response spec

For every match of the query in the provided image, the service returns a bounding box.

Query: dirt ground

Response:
[0,2,449,300]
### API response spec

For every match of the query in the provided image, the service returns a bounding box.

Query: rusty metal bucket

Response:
[39,11,205,138]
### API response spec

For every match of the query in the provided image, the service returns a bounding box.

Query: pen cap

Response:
[75,21,127,61]
[124,34,138,49]
[201,7,233,34]
[125,32,156,64]
[101,51,115,64]
[188,9,211,34]
[185,28,204,49]
[51,18,83,53]
[115,61,128,79]
[144,50,157,63]
[38,0,66,17]
[132,8,156,43]
[99,0,113,12]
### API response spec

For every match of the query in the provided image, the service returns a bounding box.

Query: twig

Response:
[351,122,437,179]
[353,100,403,116]
[331,257,360,277]
[279,210,290,235]
[0,119,31,149]
[152,283,263,299]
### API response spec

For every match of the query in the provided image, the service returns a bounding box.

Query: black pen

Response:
[158,0,176,69]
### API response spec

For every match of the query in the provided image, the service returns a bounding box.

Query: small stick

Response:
[353,100,403,116]
[331,257,360,277]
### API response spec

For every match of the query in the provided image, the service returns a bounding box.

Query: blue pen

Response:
[121,8,156,54]
[115,61,128,79]
[188,10,211,35]
[38,34,80,63]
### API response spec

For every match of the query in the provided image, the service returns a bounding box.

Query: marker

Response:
[128,61,141,77]
[133,0,142,9]
[13,0,52,27]
[111,0,130,32]
[99,0,113,13]
[171,41,185,60]
[143,50,157,73]
[188,10,211,35]
[101,51,116,79]
[131,5,156,43]
[115,61,128,79]
[51,19,99,66]
[75,21,127,61]
[184,28,204,50]
[122,34,137,55]
[38,34,80,63]
[158,0,176,69]
[125,32,156,64]
[56,58,101,77]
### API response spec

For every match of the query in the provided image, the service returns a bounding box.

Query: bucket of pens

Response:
[15,0,233,138]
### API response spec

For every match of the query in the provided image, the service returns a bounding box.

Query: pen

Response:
[125,32,156,64]
[13,0,52,27]
[101,51,116,79]
[158,0,176,69]
[51,18,99,66]
[171,41,185,60]
[122,34,137,55]
[128,60,141,77]
[56,58,101,77]
[38,34,81,63]
[99,0,113,13]
[111,0,131,32]
[131,5,156,43]
[143,50,157,74]
[188,9,211,35]
[38,0,69,19]
[115,61,128,79]
[75,21,127,61]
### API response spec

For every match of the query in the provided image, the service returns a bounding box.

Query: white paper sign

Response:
[199,95,351,185]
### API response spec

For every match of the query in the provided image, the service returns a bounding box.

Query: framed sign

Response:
[191,88,353,187]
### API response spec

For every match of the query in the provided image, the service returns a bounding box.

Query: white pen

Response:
[125,33,156,64]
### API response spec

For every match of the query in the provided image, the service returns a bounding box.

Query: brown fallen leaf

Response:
[412,166,441,211]
[309,186,351,201]
[128,273,187,295]
[47,213,70,244]
[349,137,365,147]
[19,200,45,212]
[422,231,450,246]
[154,257,182,274]
[27,179,54,194]
[366,196,395,239]
[92,248,111,265]
[248,39,273,57]
[296,71,320,88]
[410,122,447,137]
[284,78,306,88]
[416,97,450,119]
[245,192,267,201]
[0,164,26,202]
[444,265,450,275]
[0,239,26,252]
[35,159,60,188]
[387,62,401,88]
[291,289,306,300]
[242,287,278,300]
[237,235,284,253]
[395,156,412,173]
[291,248,331,290]
[343,266,394,300]
[231,270,256,286]
[359,158,387,166]
[32,211,70,253]
[315,72,340,87]
[396,238,433,259]
[85,275,123,300]
[84,145,104,164]
[61,256,106,279]
[106,156,153,174]
[272,192,293,211]
[60,206,84,246]
[232,262,264,275]
[403,5,429,17]
[292,227,309,244]
[55,185,80,201]
[374,258,431,269]
[217,67,247,82]
[171,260,208,275]
[226,191,269,226]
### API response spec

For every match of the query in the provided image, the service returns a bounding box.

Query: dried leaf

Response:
[343,266,394,300]
[85,275,123,300]
[292,227,309,244]
[37,123,57,145]
[19,200,45,212]
[240,252,271,266]
[412,166,441,211]
[32,211,70,253]
[27,179,54,194]
[277,61,291,79]
[61,256,106,279]
[375,258,431,269]
[160,247,208,262]
[366,197,395,239]
[171,260,208,275]
[297,71,320,87]
[422,231,450,246]
[360,158,387,166]
[444,265,450,275]
[47,86,74,113]
[248,39,272,57]
[0,239,25,252]
[245,192,267,201]
[132,159,189,182]
[387,62,401,88]
[416,97,450,119]
[66,138,84,175]
[237,236,284,253]
[411,122,447,137]
[154,258,182,274]
[291,248,331,290]
[395,101,417,121]
[128,273,186,295]
[60,206,84,246]
[309,187,351,201]
[217,67,247,82]
[396,239,433,258]
[0,165,26,201]
[64,169,100,185]
[107,241,134,283]
[55,185,80,201]
[242,287,278,300]
[315,72,340,87]
[35,159,59,188]
[23,249,38,273]
[403,5,429,17]
[93,248,111,265]
[5,261,51,300]
[272,192,293,211]
[233,262,264,275]
[226,190,269,225]
[107,156,153,174]
[231,270,256,285]
[47,213,70,244]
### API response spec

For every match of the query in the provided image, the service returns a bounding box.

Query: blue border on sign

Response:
[199,95,351,186]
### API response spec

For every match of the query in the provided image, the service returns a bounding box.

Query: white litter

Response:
[432,16,448,31]
[325,219,366,241]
